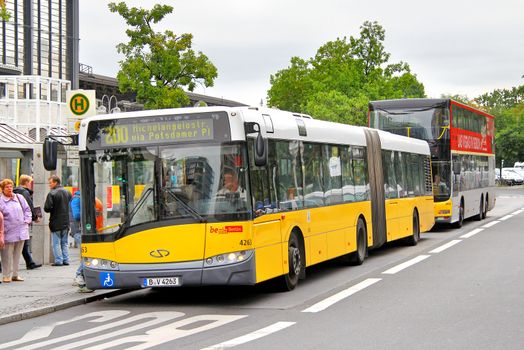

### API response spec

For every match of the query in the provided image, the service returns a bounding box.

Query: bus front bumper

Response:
[83,252,256,290]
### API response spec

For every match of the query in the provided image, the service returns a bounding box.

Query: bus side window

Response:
[340,145,355,202]
[248,138,273,216]
[323,145,342,205]
[274,140,303,211]
[303,143,324,207]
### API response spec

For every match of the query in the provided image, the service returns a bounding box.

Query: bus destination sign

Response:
[101,118,215,147]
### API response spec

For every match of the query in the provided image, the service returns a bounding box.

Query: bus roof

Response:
[369,98,494,119]
[79,106,430,155]
[369,98,449,110]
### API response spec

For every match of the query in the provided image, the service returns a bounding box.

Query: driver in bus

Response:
[217,169,247,201]
[433,174,448,195]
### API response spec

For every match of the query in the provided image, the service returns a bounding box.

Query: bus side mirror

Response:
[254,132,267,167]
[453,162,461,175]
[43,137,58,171]
[245,122,267,167]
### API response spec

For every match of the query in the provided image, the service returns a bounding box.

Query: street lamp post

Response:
[98,94,120,114]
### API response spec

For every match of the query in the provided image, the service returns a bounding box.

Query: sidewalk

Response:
[0,245,122,325]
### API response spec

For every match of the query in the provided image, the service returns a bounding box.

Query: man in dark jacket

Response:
[13,174,42,269]
[44,175,72,266]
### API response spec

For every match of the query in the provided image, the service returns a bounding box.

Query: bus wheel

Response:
[453,200,464,228]
[278,231,303,291]
[475,196,484,221]
[405,210,420,246]
[342,218,367,265]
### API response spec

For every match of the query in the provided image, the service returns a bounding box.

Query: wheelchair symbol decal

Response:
[100,272,115,288]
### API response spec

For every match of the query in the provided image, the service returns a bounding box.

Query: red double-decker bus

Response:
[369,98,496,227]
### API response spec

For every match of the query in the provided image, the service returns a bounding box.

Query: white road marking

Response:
[302,278,381,313]
[201,321,296,350]
[382,255,430,275]
[499,214,513,221]
[482,220,500,228]
[460,228,483,239]
[17,312,187,350]
[511,209,524,215]
[429,240,462,254]
[83,314,247,350]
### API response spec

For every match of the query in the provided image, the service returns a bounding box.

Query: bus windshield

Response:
[81,142,252,236]
[369,107,449,144]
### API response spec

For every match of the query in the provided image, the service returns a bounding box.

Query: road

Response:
[1,187,523,350]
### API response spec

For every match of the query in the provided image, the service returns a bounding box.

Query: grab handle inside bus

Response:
[245,122,267,167]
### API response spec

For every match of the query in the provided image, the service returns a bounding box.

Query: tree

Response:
[267,21,425,125]
[109,2,217,109]
[467,83,524,167]
[267,57,313,113]
[0,0,11,22]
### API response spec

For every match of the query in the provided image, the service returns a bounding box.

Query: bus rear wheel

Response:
[453,200,464,228]
[475,196,485,221]
[405,210,420,246]
[278,231,303,291]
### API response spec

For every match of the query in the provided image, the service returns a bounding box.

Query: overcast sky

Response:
[80,0,524,106]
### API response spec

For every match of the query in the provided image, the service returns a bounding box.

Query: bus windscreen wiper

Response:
[118,186,154,232]
[162,188,207,223]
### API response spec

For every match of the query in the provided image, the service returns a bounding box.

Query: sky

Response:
[79,0,524,106]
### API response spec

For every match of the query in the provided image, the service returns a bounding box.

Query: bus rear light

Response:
[438,210,451,215]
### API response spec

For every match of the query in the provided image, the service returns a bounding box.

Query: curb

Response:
[0,289,128,326]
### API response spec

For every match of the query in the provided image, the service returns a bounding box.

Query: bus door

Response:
[364,129,387,248]
[253,213,282,283]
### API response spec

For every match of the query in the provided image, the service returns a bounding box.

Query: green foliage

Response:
[472,84,524,167]
[304,91,368,125]
[267,21,425,125]
[0,1,11,22]
[109,2,217,109]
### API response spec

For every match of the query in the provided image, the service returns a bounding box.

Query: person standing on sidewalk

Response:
[0,178,32,283]
[69,191,94,293]
[13,175,42,270]
[44,175,72,266]
[0,210,4,282]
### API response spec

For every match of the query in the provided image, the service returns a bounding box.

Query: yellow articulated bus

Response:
[44,106,434,291]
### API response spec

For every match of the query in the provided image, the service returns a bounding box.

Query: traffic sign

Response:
[66,90,96,118]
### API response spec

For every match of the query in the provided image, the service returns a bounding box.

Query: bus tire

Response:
[475,195,484,221]
[342,218,367,265]
[453,199,464,228]
[278,231,303,291]
[405,210,420,246]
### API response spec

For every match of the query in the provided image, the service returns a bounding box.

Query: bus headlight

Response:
[84,257,119,271]
[205,250,252,267]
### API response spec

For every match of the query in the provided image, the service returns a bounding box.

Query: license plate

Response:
[143,277,181,287]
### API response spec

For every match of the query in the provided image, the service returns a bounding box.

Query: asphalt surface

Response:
[0,185,520,327]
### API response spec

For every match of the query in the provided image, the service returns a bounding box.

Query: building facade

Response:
[1,0,79,85]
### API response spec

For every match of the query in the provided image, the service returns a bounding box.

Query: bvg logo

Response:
[149,249,170,258]
[209,226,243,234]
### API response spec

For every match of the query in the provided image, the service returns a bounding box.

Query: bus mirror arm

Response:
[245,122,267,167]
[43,134,79,171]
